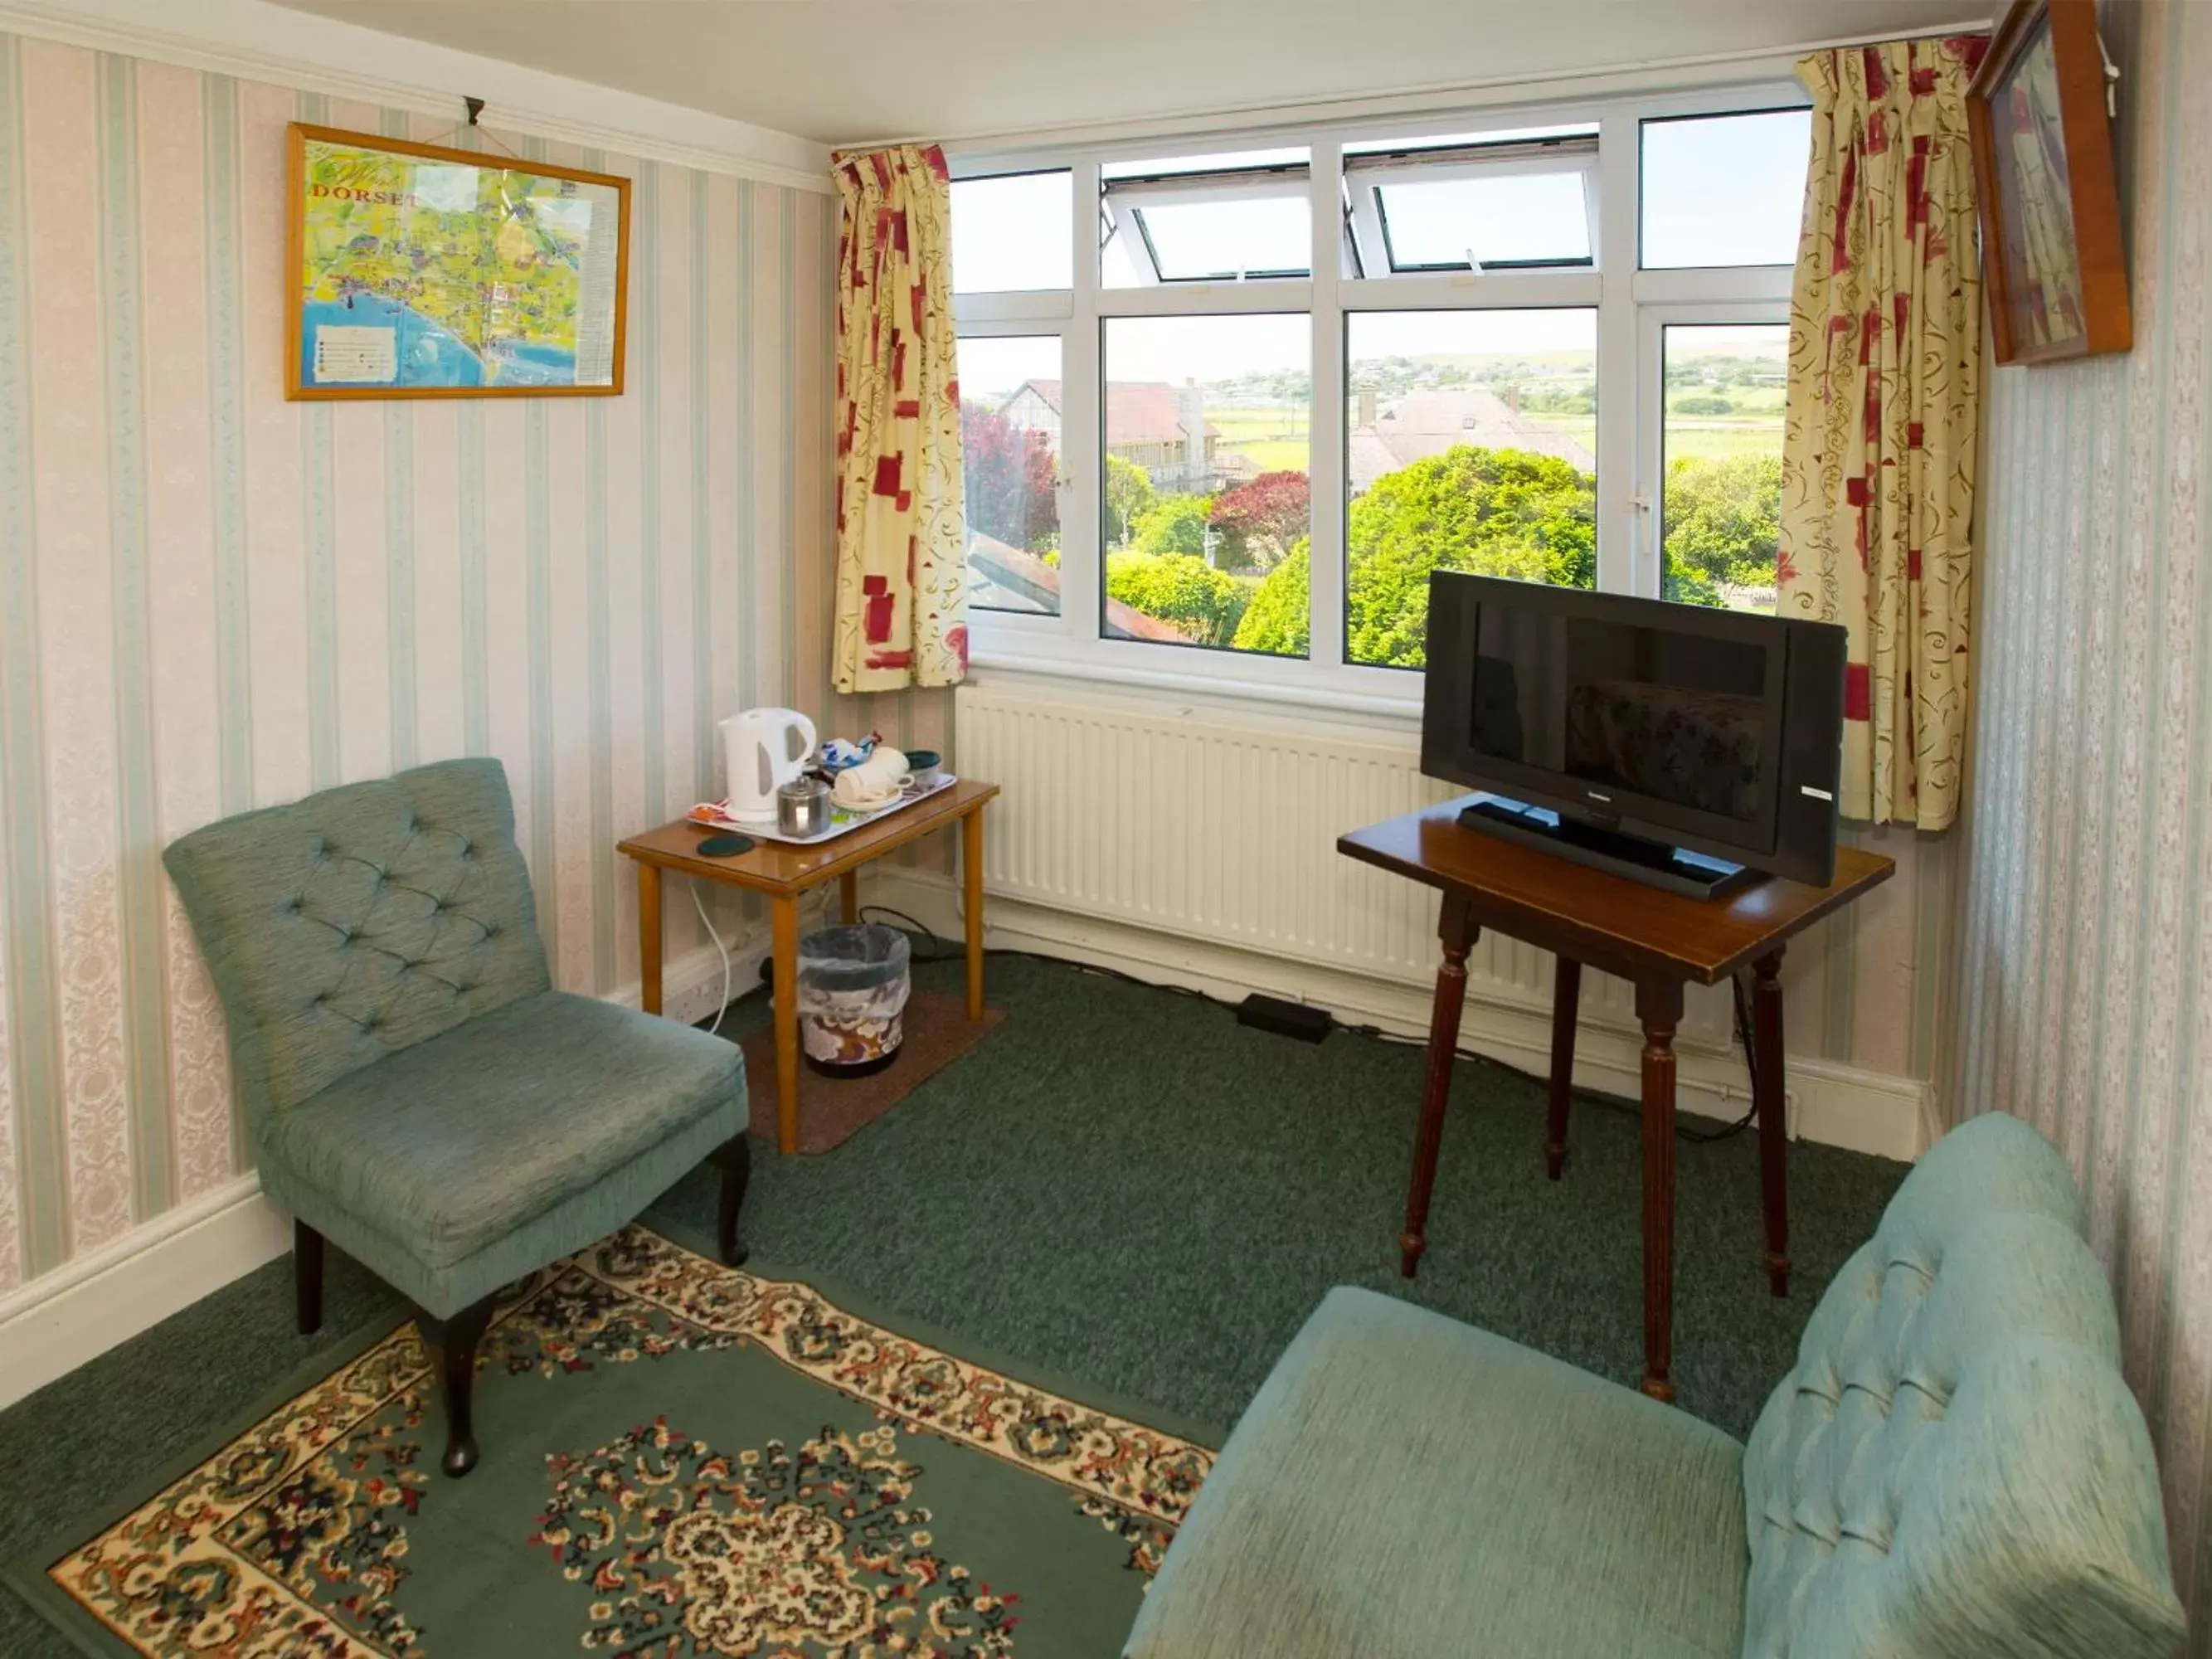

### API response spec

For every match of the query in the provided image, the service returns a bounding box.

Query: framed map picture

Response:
[286,124,630,399]
[1966,0,2131,365]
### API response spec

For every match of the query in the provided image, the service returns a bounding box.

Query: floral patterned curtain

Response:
[1778,36,1988,830]
[832,144,966,692]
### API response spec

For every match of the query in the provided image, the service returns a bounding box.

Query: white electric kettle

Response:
[721,708,818,823]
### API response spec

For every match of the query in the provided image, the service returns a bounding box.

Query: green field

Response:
[1208,405,1312,477]
[1522,415,1782,466]
[1176,398,1782,480]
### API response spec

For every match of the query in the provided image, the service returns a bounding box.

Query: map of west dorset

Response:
[295,133,624,393]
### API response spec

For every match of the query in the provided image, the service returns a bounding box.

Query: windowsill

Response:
[967,640,1426,731]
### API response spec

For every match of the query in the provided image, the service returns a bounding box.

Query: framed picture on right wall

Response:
[1966,0,2132,365]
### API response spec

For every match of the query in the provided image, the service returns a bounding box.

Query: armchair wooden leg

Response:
[294,1221,324,1335]
[712,1135,752,1267]
[414,1297,494,1477]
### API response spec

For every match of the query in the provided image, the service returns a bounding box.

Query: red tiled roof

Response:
[1006,380,1216,446]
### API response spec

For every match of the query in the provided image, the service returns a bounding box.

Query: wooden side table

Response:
[619,780,999,1155]
[1338,800,1894,1401]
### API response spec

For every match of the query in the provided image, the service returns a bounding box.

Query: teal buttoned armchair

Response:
[164,758,751,1477]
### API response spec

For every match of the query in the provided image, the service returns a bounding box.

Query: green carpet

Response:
[0,951,1907,1657]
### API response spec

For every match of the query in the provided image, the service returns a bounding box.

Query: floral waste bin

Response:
[796,925,912,1077]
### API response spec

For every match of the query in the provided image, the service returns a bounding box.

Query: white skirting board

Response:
[0,939,754,1413]
[868,866,1934,1164]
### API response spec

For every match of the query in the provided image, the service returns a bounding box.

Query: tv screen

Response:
[1421,573,1846,888]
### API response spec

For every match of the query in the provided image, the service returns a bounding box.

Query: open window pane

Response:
[1640,111,1810,268]
[1660,323,1787,612]
[951,171,1072,292]
[1102,148,1310,286]
[1101,314,1310,655]
[1134,197,1310,280]
[957,334,1063,614]
[1345,309,1597,669]
[1378,171,1592,270]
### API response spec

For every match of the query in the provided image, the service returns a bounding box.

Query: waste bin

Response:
[796,924,912,1077]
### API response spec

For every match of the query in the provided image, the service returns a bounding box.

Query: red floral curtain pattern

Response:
[1778,36,1989,830]
[833,145,966,692]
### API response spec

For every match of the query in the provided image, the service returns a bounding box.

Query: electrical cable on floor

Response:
[690,883,735,1037]
[854,905,1762,1142]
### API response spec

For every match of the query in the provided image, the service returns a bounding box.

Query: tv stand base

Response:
[1455,794,1758,901]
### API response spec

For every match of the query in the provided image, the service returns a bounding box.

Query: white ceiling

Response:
[263,0,1983,148]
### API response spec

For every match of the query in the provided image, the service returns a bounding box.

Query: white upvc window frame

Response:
[949,80,1804,720]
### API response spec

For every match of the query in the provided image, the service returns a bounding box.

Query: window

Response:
[957,334,1063,614]
[1345,129,1598,274]
[1640,111,1811,268]
[1346,309,1597,667]
[1102,149,1311,285]
[947,86,1808,704]
[951,171,1072,292]
[1102,314,1310,655]
[1660,324,1788,612]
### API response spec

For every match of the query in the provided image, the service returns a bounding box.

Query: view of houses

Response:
[959,324,1787,664]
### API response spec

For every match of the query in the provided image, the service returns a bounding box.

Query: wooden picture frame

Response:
[285,123,630,400]
[1966,0,2131,365]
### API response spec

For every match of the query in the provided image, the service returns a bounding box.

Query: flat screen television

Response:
[1420,572,1848,897]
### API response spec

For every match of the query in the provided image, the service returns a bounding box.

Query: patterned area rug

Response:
[10,1227,1213,1657]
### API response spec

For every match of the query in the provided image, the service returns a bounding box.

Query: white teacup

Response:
[833,748,911,810]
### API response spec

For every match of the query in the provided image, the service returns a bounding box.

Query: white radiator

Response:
[953,681,1735,1051]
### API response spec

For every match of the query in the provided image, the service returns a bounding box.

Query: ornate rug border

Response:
[6,1223,1216,1659]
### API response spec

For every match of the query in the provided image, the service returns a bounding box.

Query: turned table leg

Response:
[962,804,987,1022]
[637,862,664,1015]
[1401,895,1477,1278]
[839,870,859,925]
[1545,956,1581,1180]
[771,892,800,1155]
[1637,979,1685,1403]
[1753,949,1790,1297]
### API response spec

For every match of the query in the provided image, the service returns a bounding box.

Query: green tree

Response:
[1106,552,1248,645]
[1132,493,1217,560]
[1344,445,1598,669]
[1663,454,1782,588]
[1231,538,1310,655]
[1104,455,1156,547]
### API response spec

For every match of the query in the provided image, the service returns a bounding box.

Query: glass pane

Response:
[957,334,1062,615]
[1378,171,1591,270]
[1102,147,1310,287]
[1101,314,1310,656]
[950,172,1072,292]
[1660,323,1787,613]
[1345,309,1597,669]
[1134,196,1310,280]
[1640,110,1810,268]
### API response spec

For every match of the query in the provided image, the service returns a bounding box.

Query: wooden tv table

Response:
[1338,800,1894,1402]
[620,780,998,1155]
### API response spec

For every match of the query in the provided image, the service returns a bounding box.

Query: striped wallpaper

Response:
[1944,0,2212,1638]
[0,30,839,1297]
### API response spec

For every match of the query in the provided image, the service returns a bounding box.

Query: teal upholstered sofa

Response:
[165,758,750,1476]
[1127,1113,2187,1658]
